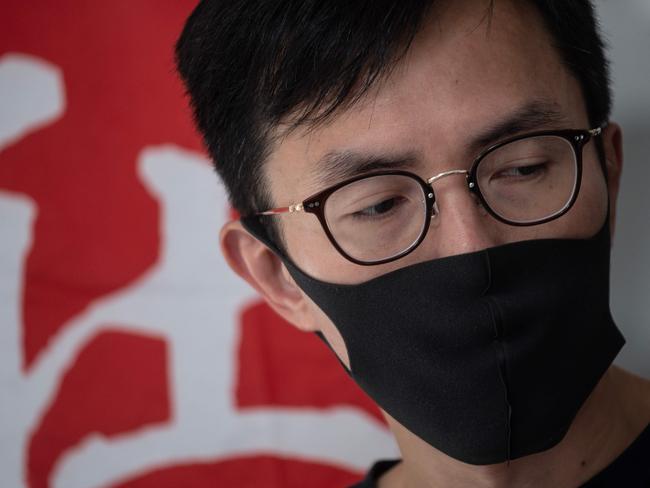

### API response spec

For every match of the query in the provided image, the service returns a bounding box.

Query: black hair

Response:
[175,0,611,241]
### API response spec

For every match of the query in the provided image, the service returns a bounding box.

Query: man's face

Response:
[254,0,615,364]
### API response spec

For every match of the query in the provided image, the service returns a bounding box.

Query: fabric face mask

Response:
[241,216,625,465]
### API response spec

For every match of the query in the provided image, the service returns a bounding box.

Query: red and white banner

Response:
[0,2,398,487]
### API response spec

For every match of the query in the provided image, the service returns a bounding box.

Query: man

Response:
[175,1,650,486]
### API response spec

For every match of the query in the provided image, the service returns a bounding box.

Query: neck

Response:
[381,366,650,488]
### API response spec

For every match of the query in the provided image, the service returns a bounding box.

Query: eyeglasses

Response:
[249,126,605,266]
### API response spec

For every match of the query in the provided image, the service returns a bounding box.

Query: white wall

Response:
[597,0,650,377]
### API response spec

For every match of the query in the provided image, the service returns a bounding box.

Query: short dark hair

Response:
[175,0,611,236]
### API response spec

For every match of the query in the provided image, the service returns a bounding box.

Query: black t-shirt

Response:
[350,424,650,487]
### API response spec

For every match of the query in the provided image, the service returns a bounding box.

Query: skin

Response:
[221,0,650,486]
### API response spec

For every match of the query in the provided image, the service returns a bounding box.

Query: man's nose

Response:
[428,174,502,259]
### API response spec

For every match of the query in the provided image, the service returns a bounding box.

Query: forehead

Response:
[266,0,585,204]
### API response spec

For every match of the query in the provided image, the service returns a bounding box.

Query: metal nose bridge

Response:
[426,169,469,185]
[426,169,473,218]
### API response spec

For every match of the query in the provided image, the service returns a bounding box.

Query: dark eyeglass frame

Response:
[249,125,606,266]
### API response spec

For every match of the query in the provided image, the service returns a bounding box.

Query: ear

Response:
[220,220,318,332]
[601,122,623,237]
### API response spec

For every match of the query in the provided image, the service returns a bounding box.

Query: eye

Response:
[494,162,548,179]
[352,196,406,219]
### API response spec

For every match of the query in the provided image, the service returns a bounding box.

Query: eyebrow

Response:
[468,100,567,154]
[311,151,420,188]
[310,99,568,188]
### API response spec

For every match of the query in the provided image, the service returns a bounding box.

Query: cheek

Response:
[575,154,609,232]
[554,152,609,239]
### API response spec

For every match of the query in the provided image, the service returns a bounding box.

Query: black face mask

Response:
[242,216,624,465]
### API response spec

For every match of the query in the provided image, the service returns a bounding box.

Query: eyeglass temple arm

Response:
[589,121,608,137]
[256,202,304,216]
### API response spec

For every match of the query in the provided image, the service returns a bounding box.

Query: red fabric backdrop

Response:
[0,2,395,487]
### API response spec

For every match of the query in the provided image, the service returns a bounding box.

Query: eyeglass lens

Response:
[476,135,578,224]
